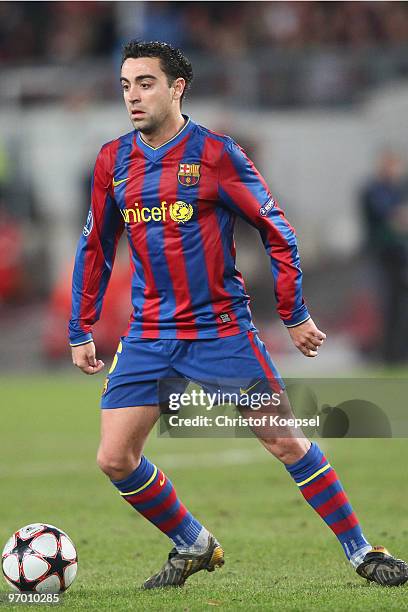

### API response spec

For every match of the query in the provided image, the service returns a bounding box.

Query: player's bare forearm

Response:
[287,318,326,357]
[71,342,105,375]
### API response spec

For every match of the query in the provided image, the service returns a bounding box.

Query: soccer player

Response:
[69,41,408,589]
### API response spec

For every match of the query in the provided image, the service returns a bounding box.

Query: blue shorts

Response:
[100,331,283,409]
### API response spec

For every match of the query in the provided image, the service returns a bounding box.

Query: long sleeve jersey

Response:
[69,116,310,345]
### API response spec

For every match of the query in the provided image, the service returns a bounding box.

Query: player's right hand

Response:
[71,342,105,375]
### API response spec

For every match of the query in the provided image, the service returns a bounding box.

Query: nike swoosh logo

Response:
[159,476,165,487]
[112,177,129,187]
[240,380,261,395]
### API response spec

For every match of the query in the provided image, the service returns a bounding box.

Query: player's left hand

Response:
[287,318,326,357]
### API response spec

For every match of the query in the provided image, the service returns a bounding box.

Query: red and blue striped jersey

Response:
[69,116,310,345]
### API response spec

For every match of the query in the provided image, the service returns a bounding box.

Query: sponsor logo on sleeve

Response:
[259,197,275,216]
[83,210,93,236]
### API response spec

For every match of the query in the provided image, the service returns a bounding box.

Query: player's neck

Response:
[140,114,186,149]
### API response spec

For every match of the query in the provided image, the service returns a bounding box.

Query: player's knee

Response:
[262,437,310,464]
[96,449,136,480]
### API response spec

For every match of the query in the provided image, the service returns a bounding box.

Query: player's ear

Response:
[172,78,185,102]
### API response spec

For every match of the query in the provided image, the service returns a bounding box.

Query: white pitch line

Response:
[0,443,331,479]
[156,448,271,469]
[0,448,271,479]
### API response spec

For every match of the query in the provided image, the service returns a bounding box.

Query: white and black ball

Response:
[2,523,77,593]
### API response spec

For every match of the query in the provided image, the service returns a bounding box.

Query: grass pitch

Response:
[1,374,408,611]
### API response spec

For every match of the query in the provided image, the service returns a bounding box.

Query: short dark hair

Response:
[121,40,193,105]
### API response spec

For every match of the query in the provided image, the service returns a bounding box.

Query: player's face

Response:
[120,57,185,135]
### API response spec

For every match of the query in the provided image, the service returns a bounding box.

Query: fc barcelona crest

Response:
[178,163,201,186]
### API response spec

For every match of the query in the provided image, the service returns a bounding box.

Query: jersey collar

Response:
[136,115,193,161]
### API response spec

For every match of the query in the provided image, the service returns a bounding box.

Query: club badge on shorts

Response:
[178,163,200,186]
[102,377,109,395]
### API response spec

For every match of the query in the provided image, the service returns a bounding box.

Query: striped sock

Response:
[111,456,209,553]
[285,443,371,565]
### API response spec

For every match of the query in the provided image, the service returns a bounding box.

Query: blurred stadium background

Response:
[1,0,408,374]
[1,3,408,609]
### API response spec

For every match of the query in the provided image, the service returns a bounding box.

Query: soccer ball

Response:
[1,523,77,593]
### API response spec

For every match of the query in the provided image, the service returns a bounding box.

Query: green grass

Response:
[1,374,408,611]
